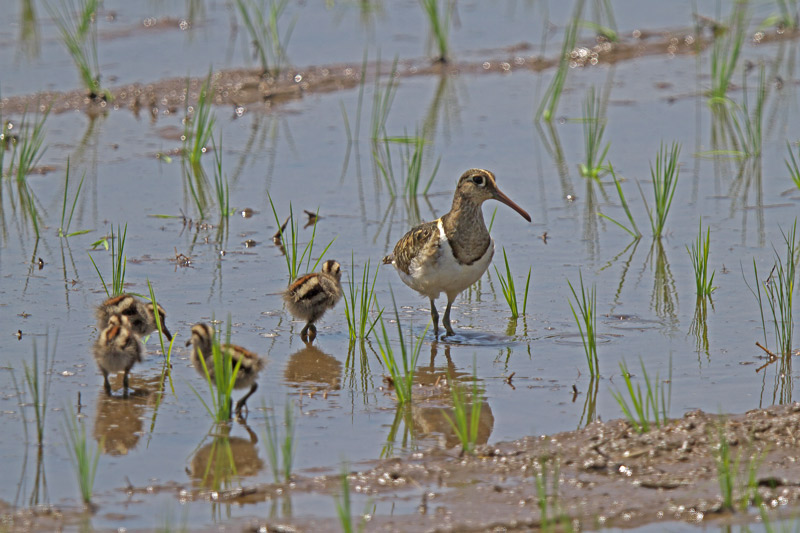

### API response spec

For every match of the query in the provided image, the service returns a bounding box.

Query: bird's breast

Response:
[397,221,495,299]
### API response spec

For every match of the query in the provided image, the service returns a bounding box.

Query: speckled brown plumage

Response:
[384,169,531,337]
[95,293,172,340]
[186,323,265,418]
[93,314,143,397]
[386,221,440,275]
[283,260,343,341]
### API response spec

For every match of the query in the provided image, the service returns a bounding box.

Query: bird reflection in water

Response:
[93,374,160,456]
[283,341,342,395]
[408,342,495,450]
[187,423,264,491]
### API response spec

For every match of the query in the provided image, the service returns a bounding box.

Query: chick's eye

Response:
[472,175,485,186]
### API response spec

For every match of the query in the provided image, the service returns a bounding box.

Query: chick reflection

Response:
[411,343,494,449]
[283,342,342,393]
[93,374,159,456]
[187,424,264,490]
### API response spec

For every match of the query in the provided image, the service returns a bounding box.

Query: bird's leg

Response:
[102,371,112,396]
[429,298,440,336]
[300,323,309,342]
[235,383,259,419]
[442,298,456,336]
[122,371,130,398]
[242,422,258,444]
[307,324,317,342]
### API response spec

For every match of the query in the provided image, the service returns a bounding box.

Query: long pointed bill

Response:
[493,188,532,222]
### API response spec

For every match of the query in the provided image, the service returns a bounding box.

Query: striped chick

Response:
[283,260,343,342]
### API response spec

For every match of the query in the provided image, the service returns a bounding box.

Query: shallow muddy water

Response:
[2,1,800,531]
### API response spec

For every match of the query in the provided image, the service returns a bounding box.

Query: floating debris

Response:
[272,215,290,244]
[303,209,319,228]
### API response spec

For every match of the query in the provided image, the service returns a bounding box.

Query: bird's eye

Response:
[472,175,485,186]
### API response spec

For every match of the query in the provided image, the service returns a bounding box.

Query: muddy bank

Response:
[4,402,800,531]
[2,24,797,119]
[238,403,800,532]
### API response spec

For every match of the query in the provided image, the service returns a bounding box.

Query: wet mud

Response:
[7,404,800,531]
[249,403,800,531]
[2,25,798,119]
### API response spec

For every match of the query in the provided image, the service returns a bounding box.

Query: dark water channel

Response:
[1,1,800,530]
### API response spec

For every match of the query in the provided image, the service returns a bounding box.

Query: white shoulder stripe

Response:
[436,218,446,241]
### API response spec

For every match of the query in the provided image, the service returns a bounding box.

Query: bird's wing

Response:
[391,220,440,275]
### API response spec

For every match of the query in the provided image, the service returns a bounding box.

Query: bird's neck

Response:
[442,196,491,264]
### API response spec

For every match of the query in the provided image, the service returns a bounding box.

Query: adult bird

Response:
[383,169,531,337]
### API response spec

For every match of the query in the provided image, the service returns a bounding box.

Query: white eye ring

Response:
[473,175,485,186]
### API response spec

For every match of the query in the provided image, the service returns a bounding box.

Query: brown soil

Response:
[237,403,800,531]
[2,25,798,120]
[9,405,800,531]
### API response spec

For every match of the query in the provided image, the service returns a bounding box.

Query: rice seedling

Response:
[690,296,712,356]
[373,130,440,198]
[375,294,428,406]
[22,334,56,447]
[181,158,210,220]
[146,281,177,369]
[487,206,498,232]
[188,321,243,423]
[381,403,415,458]
[263,400,296,483]
[155,503,190,533]
[610,357,671,434]
[536,1,583,122]
[235,0,295,78]
[210,132,233,218]
[46,0,107,100]
[88,223,127,297]
[62,405,102,508]
[340,49,369,143]
[756,503,794,533]
[57,158,88,238]
[5,107,49,238]
[759,0,799,30]
[533,457,571,532]
[493,247,531,319]
[578,376,599,428]
[578,86,610,179]
[708,1,747,105]
[419,0,455,63]
[342,253,383,342]
[687,220,716,298]
[183,72,216,169]
[203,435,237,494]
[267,197,335,281]
[7,106,49,183]
[786,141,800,191]
[567,272,598,377]
[584,0,618,41]
[746,221,797,357]
[729,65,766,159]
[599,163,642,239]
[334,465,368,533]
[442,362,483,456]
[642,142,680,238]
[19,0,39,60]
[403,132,439,197]
[370,56,399,141]
[712,421,764,511]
